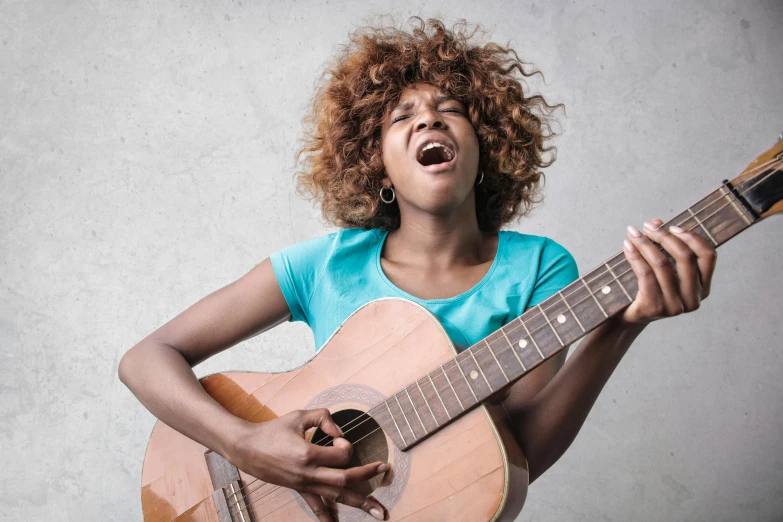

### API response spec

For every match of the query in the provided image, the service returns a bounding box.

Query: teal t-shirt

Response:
[270,228,578,352]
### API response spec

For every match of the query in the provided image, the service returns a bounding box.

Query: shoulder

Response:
[500,230,579,293]
[273,227,380,259]
[501,230,576,263]
[269,228,383,323]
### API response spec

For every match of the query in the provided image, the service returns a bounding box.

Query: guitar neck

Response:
[371,174,773,451]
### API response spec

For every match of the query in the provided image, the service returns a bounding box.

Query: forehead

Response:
[390,83,458,111]
[400,82,443,98]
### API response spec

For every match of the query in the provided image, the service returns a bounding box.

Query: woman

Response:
[118,18,717,522]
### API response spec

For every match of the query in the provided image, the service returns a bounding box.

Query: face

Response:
[380,82,480,217]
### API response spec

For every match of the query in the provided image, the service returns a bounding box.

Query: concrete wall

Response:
[2,0,782,519]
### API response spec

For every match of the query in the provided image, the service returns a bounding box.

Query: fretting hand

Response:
[620,218,718,325]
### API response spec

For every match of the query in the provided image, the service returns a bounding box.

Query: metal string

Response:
[225,156,782,516]
[225,156,783,517]
[225,156,782,517]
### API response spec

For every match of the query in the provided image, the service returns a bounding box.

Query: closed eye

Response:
[392,108,462,124]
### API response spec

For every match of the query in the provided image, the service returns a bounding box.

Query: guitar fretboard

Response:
[370,179,761,451]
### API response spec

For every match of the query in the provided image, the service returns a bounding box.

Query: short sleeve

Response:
[526,238,579,307]
[269,232,338,324]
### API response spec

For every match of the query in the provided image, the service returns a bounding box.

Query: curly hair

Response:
[295,17,564,232]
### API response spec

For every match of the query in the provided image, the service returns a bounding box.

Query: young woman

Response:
[119,18,717,522]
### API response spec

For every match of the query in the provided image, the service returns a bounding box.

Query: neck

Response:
[386,193,488,269]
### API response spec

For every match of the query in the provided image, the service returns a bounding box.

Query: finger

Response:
[300,491,334,522]
[642,220,702,312]
[307,484,386,521]
[299,408,343,439]
[627,224,683,316]
[309,461,388,488]
[623,230,664,319]
[667,223,718,298]
[304,437,353,468]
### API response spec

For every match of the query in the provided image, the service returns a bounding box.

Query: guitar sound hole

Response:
[311,408,389,496]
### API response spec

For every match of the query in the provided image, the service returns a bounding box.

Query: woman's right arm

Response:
[118,258,387,521]
[118,258,291,455]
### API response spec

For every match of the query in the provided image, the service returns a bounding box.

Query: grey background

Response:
[2,0,782,520]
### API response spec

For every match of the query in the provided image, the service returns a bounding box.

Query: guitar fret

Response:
[517,317,544,360]
[442,366,465,411]
[604,262,632,301]
[404,388,428,434]
[468,350,494,389]
[485,339,510,382]
[394,395,415,440]
[687,207,718,246]
[453,360,479,402]
[558,289,586,332]
[429,373,451,419]
[538,303,564,346]
[582,278,608,317]
[416,380,439,427]
[386,401,406,445]
[498,330,527,370]
[719,185,754,225]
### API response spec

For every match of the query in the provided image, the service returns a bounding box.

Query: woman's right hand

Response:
[228,408,388,521]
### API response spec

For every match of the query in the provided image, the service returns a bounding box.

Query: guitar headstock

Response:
[730,136,783,219]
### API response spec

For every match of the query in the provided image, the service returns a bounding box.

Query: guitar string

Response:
[224,156,783,515]
[238,160,783,520]
[223,157,782,516]
[224,156,783,514]
[226,158,783,518]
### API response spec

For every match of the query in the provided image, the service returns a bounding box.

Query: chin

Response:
[415,188,475,216]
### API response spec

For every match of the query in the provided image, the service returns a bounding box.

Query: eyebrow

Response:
[390,94,457,113]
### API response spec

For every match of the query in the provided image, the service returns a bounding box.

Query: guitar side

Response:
[140,298,529,521]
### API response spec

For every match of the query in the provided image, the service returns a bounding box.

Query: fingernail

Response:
[370,507,384,520]
[643,221,659,231]
[377,463,389,473]
[627,225,641,237]
[652,218,663,226]
[624,239,635,251]
[669,225,684,234]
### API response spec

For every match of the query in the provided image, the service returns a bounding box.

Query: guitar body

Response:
[140,298,529,521]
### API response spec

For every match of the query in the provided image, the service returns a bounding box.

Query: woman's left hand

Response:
[620,218,718,325]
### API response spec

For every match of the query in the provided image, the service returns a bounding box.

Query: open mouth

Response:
[417,142,455,167]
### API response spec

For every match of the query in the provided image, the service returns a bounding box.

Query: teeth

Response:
[418,142,454,160]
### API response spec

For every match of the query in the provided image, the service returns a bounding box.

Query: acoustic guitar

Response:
[139,139,783,521]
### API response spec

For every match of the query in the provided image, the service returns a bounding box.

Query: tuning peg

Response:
[778,134,783,143]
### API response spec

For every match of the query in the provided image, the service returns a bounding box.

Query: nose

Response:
[415,109,445,131]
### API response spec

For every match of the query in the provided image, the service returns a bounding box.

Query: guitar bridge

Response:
[205,450,255,522]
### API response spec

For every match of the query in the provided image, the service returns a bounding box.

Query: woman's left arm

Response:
[502,218,718,483]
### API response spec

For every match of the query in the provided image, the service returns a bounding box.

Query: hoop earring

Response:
[380,186,396,204]
[476,171,484,185]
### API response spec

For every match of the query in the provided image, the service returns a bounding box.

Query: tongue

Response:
[419,147,449,166]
